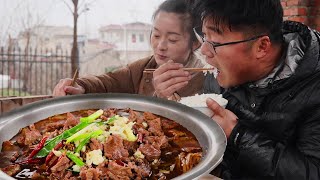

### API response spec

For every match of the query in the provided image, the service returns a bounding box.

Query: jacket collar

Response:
[249,21,319,89]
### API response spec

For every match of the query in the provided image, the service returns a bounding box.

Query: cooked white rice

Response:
[179,93,228,107]
[202,64,218,78]
[194,50,218,78]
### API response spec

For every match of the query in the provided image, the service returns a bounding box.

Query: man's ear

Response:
[256,36,271,59]
[192,41,201,51]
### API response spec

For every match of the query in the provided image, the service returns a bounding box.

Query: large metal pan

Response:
[0,93,226,180]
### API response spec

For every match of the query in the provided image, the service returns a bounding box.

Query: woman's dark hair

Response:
[192,0,284,44]
[152,0,197,43]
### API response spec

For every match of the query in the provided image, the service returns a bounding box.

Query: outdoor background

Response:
[0,0,165,97]
[0,0,319,97]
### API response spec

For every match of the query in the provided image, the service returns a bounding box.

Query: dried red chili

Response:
[18,158,45,165]
[28,136,48,159]
[45,140,65,165]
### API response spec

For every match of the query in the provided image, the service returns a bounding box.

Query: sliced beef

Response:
[136,127,150,137]
[89,138,103,151]
[107,161,133,179]
[31,172,46,179]
[0,164,21,176]
[50,171,73,180]
[63,112,80,130]
[80,167,100,180]
[0,141,20,165]
[104,135,129,160]
[50,155,72,172]
[143,112,158,120]
[128,109,138,122]
[16,124,42,146]
[123,140,138,155]
[45,121,65,132]
[96,161,109,179]
[128,109,145,124]
[1,141,19,151]
[44,129,59,139]
[134,127,150,144]
[131,159,151,178]
[10,151,20,162]
[138,144,161,161]
[103,108,117,118]
[144,136,169,149]
[147,118,163,136]
[86,110,98,116]
[47,156,59,169]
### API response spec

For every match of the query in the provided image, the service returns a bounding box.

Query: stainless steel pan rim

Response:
[0,93,226,180]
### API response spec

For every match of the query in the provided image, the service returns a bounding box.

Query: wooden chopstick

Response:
[143,67,214,73]
[70,68,79,87]
[167,92,181,102]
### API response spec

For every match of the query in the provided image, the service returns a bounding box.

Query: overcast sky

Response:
[0,0,165,42]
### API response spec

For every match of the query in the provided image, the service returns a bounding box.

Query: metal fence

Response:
[0,47,71,97]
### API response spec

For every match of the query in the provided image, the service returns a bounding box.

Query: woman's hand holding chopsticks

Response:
[152,60,191,99]
[52,69,85,96]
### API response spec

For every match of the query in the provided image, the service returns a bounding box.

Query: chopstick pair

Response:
[143,67,215,73]
[167,92,181,102]
[70,68,79,87]
[66,69,79,96]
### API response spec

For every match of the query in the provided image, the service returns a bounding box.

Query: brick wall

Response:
[281,0,320,31]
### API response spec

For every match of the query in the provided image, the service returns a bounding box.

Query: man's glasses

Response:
[193,26,268,53]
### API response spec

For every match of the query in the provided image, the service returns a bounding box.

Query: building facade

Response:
[99,22,152,64]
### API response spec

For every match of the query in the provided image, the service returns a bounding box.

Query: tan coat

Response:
[76,55,205,97]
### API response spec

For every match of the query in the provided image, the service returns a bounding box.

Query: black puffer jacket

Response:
[207,21,320,179]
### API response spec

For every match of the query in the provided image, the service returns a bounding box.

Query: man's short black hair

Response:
[192,0,284,43]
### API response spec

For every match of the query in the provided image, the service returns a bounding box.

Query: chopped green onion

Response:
[35,122,89,158]
[66,151,85,167]
[75,130,103,153]
[80,109,104,123]
[35,109,104,158]
[66,123,97,143]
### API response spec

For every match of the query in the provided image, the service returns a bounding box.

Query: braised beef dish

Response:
[0,108,202,179]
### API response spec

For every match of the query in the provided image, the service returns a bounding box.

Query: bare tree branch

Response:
[78,0,97,9]
[78,0,86,10]
[62,0,73,14]
[78,0,98,16]
[78,4,89,16]
[0,0,25,45]
[87,0,98,6]
[36,0,60,26]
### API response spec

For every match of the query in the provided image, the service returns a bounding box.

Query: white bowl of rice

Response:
[179,93,228,117]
